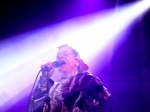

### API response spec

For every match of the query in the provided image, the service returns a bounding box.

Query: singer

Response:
[28,44,111,112]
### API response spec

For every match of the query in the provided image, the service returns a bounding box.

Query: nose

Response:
[57,53,64,60]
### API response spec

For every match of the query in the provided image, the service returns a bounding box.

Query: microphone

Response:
[41,61,66,72]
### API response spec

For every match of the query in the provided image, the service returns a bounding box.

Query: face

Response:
[56,46,79,75]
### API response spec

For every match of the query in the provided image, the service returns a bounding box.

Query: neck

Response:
[61,68,78,77]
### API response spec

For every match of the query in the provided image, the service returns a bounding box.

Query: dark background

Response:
[0,0,150,112]
[0,0,145,39]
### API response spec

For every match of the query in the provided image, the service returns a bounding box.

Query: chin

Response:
[58,68,67,73]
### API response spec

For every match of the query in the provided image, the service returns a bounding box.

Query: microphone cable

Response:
[27,61,65,111]
[27,69,41,112]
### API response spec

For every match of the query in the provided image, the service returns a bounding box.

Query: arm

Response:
[83,83,111,112]
[62,72,111,112]
[29,62,56,112]
[29,76,54,112]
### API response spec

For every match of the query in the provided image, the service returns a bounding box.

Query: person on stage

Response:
[29,44,111,112]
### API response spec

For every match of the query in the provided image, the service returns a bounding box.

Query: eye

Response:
[64,52,69,56]
[56,57,59,60]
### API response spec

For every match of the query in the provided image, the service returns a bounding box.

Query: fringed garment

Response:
[29,72,111,112]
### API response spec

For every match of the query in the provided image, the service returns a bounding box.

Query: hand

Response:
[42,102,49,112]
[41,62,55,78]
[85,96,101,111]
[73,107,83,112]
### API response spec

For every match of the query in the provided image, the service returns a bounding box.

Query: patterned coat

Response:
[29,72,111,112]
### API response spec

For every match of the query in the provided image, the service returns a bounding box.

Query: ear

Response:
[75,58,80,66]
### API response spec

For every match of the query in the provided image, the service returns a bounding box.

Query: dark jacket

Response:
[29,72,111,112]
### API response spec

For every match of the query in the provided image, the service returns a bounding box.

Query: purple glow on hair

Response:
[0,1,149,111]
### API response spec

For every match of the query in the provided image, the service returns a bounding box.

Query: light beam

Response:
[0,1,149,111]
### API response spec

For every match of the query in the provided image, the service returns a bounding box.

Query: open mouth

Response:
[58,61,66,67]
[53,61,66,68]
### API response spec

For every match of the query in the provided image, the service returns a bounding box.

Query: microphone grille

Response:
[53,61,59,68]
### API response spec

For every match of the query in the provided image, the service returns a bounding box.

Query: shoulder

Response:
[76,71,103,87]
[77,71,93,77]
[76,71,98,81]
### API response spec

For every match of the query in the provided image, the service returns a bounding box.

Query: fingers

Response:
[41,62,55,77]
[72,107,82,112]
[85,96,100,107]
[41,62,52,69]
